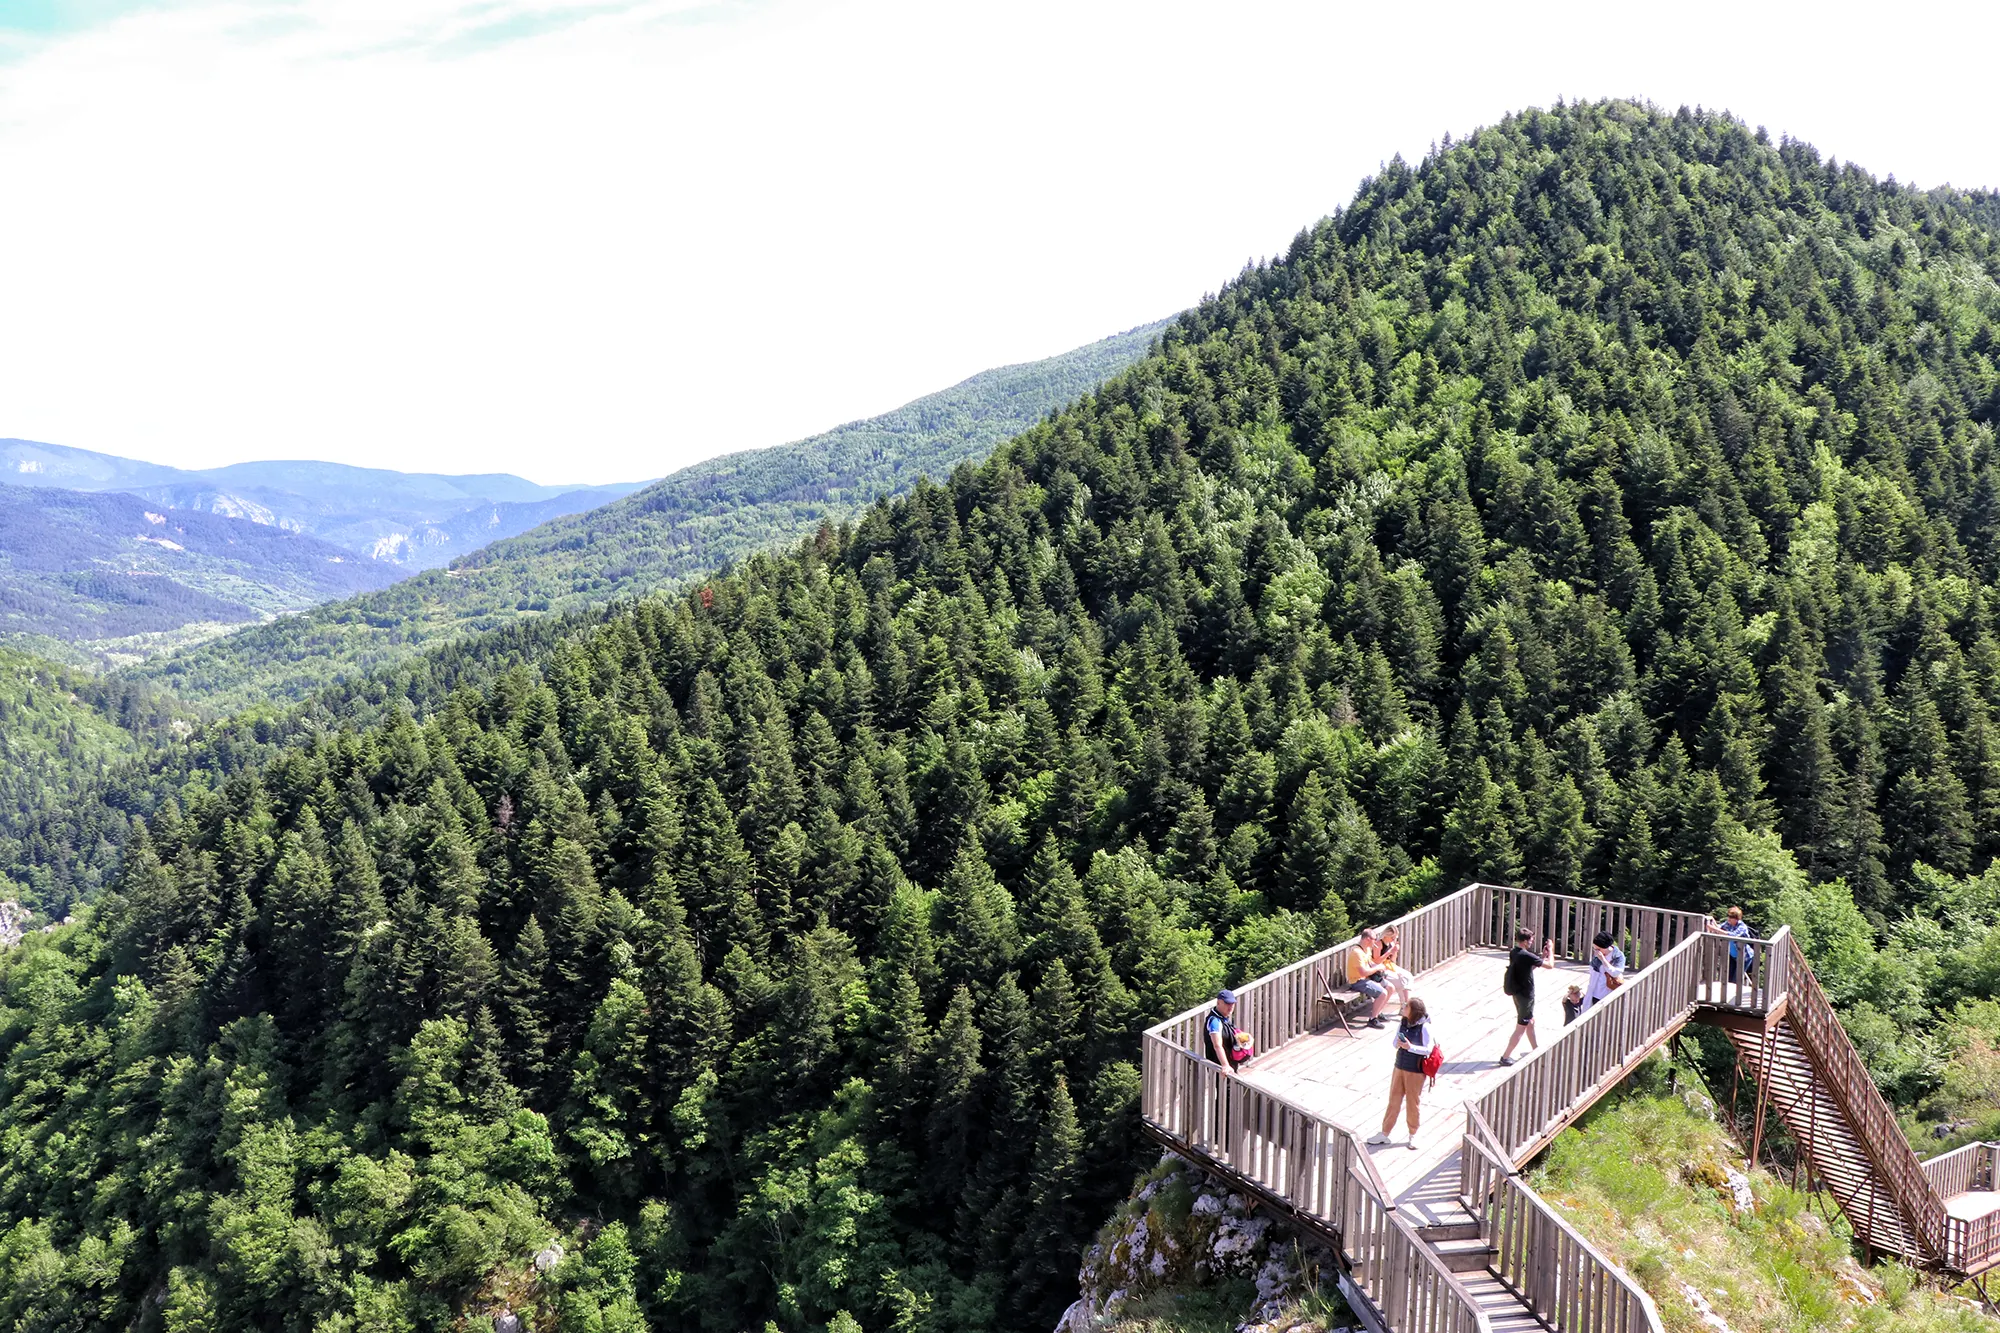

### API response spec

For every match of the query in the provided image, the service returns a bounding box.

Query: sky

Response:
[1,0,1996,486]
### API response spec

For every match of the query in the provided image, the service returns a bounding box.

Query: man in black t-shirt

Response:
[1498,924,1555,1066]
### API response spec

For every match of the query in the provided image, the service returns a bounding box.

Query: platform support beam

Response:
[1749,1028,1772,1171]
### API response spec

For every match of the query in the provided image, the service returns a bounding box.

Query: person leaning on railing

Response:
[1578,931,1625,1016]
[1712,906,1755,995]
[1204,988,1253,1076]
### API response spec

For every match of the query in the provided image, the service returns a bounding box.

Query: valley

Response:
[1,438,648,570]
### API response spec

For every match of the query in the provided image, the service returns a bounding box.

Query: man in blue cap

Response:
[1205,989,1242,1073]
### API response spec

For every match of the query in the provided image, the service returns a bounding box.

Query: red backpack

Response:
[1421,1039,1444,1079]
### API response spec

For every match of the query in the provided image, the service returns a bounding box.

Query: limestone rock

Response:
[1060,1160,1341,1333]
[1834,1268,1877,1305]
[1678,1282,1736,1333]
[1722,1166,1755,1214]
[0,901,29,950]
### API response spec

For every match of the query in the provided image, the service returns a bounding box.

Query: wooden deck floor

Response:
[1237,947,1594,1211]
[1948,1190,2000,1219]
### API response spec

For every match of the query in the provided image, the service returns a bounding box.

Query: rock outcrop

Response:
[0,902,30,950]
[1057,1155,1356,1333]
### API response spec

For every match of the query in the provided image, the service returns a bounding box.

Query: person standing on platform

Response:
[1498,926,1554,1066]
[1204,989,1243,1075]
[1716,906,1755,996]
[1368,996,1435,1148]
[1578,931,1625,1015]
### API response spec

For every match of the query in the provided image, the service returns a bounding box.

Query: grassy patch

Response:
[1101,1280,1258,1333]
[1535,1080,1998,1333]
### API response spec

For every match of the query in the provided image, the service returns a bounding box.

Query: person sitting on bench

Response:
[1370,924,1413,1007]
[1346,928,1394,1029]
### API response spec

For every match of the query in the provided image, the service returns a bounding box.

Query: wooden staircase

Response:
[1722,934,1950,1269]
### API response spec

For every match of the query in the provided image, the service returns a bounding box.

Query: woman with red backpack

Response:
[1367,995,1440,1149]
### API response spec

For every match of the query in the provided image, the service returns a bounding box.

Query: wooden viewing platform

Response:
[1140,883,2000,1333]
[1238,947,1593,1221]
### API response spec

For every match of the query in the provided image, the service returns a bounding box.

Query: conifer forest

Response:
[1,100,1999,1331]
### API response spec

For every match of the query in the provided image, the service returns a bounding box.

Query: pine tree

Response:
[1527,775,1593,897]
[1013,1075,1083,1319]
[500,915,553,1094]
[1441,758,1522,886]
[925,987,984,1227]
[1279,770,1336,910]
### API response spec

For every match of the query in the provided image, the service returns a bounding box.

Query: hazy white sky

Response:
[1,0,1995,485]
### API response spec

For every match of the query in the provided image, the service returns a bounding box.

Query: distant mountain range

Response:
[0,485,403,667]
[124,318,1170,709]
[0,441,648,570]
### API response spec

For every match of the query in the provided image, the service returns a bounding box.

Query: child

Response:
[1233,1029,1256,1064]
[1562,983,1584,1026]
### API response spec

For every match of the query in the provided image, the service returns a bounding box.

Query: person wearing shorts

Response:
[1346,928,1394,1028]
[1498,925,1554,1065]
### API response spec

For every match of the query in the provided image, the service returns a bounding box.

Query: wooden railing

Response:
[1688,924,1790,1013]
[1141,1033,1355,1224]
[1473,886,1708,968]
[1775,932,1953,1270]
[1345,1182,1494,1333]
[1472,928,1792,1164]
[1147,882,1491,1068]
[1922,1141,1992,1198]
[1140,1032,1490,1331]
[1461,1110,1663,1333]
[1950,1210,2000,1277]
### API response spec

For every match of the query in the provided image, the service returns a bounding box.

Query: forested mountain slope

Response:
[122,319,1168,712]
[0,101,1997,1333]
[0,484,402,667]
[0,647,191,840]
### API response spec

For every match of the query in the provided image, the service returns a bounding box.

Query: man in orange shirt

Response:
[1346,927,1395,1029]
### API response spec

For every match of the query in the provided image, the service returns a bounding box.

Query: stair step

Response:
[1428,1236,1499,1273]
[1416,1220,1484,1243]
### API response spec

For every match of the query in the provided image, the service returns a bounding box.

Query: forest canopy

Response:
[0,100,1997,1333]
